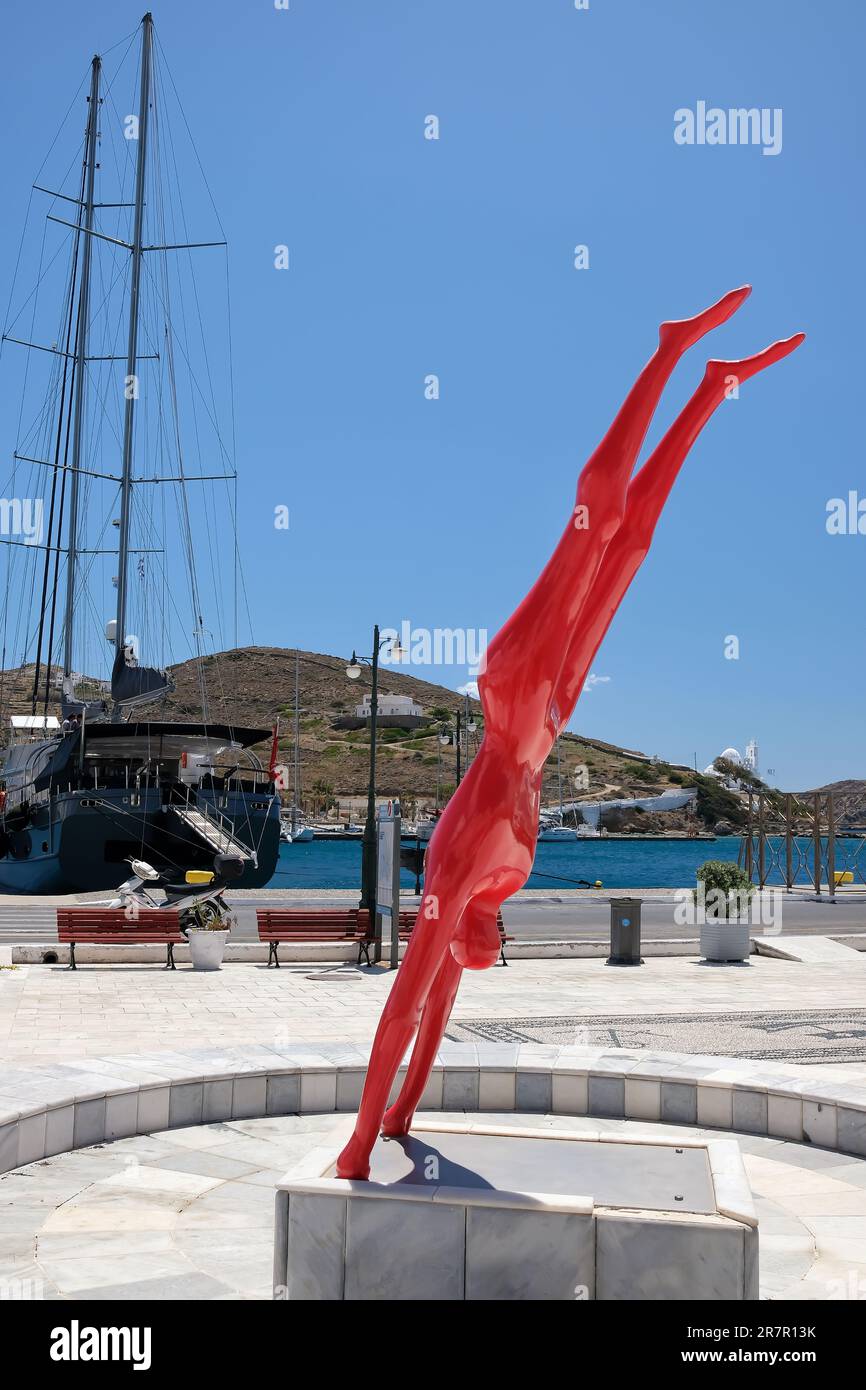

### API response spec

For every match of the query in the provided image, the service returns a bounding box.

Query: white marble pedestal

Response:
[273,1121,758,1300]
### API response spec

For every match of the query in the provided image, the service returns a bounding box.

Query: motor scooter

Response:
[107,853,244,934]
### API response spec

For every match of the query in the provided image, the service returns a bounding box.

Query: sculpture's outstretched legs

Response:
[552,333,806,723]
[479,288,752,726]
[573,285,753,535]
[381,950,463,1137]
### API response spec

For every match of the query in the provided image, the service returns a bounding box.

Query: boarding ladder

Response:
[170,794,257,865]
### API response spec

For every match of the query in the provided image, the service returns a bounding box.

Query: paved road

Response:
[1,892,863,947]
[500,895,866,940]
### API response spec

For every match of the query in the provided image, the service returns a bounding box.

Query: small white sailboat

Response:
[280,813,313,843]
[538,822,579,842]
[537,738,584,841]
[288,818,314,843]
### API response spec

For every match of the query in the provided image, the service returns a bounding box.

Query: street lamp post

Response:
[455,706,461,785]
[446,695,478,789]
[346,625,400,912]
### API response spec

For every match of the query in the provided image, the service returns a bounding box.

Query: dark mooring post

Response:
[827,793,836,901]
[785,793,793,889]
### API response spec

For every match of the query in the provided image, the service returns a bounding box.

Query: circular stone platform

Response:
[3,1111,866,1301]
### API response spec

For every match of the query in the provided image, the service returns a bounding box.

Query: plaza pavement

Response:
[1,953,865,1079]
[2,952,866,1302]
[4,1111,866,1301]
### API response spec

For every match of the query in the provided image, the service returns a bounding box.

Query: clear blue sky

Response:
[1,0,862,790]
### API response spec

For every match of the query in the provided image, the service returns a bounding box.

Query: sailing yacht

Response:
[284,821,314,844]
[536,738,579,842]
[0,15,280,893]
[537,822,579,843]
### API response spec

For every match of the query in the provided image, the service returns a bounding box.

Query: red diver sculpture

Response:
[337,287,804,1179]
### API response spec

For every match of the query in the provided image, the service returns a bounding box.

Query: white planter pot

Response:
[187,929,229,971]
[700,919,751,962]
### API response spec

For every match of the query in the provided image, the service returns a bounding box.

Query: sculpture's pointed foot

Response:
[660,285,751,354]
[705,332,806,387]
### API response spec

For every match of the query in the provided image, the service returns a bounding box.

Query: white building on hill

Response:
[703,740,760,787]
[355,692,422,719]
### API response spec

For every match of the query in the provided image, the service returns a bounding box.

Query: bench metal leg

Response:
[67,941,76,971]
[165,943,176,970]
[500,941,508,966]
[358,940,372,967]
[268,941,280,968]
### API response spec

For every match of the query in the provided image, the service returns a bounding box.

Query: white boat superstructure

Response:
[280,814,313,844]
[405,819,438,842]
[537,822,579,842]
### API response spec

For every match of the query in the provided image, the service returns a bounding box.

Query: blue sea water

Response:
[266,835,748,891]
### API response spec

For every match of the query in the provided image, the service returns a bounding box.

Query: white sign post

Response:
[375,802,401,968]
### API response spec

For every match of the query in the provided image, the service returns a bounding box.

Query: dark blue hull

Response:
[0,787,280,894]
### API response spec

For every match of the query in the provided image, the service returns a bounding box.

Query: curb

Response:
[2,1043,866,1176]
[8,935,866,965]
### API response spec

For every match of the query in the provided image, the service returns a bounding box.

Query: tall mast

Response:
[292,651,300,832]
[557,737,563,820]
[63,54,101,680]
[114,12,153,665]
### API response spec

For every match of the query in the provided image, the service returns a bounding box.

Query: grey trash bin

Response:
[607,897,643,966]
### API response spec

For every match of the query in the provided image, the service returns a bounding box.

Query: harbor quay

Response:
[2,886,866,959]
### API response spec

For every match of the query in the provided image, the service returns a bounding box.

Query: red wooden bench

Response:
[256,906,512,967]
[358,906,511,961]
[390,907,512,965]
[56,908,185,971]
[256,908,369,967]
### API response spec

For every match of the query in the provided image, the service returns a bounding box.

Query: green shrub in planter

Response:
[694,860,754,920]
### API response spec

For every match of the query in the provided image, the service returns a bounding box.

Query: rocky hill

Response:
[163,646,700,816]
[800,779,866,801]
[0,646,708,819]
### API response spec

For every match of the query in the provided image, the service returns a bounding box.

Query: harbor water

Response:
[267,835,748,891]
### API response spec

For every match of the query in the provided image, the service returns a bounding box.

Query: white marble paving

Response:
[2,957,866,1081]
[2,942,866,1299]
[2,1111,866,1301]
